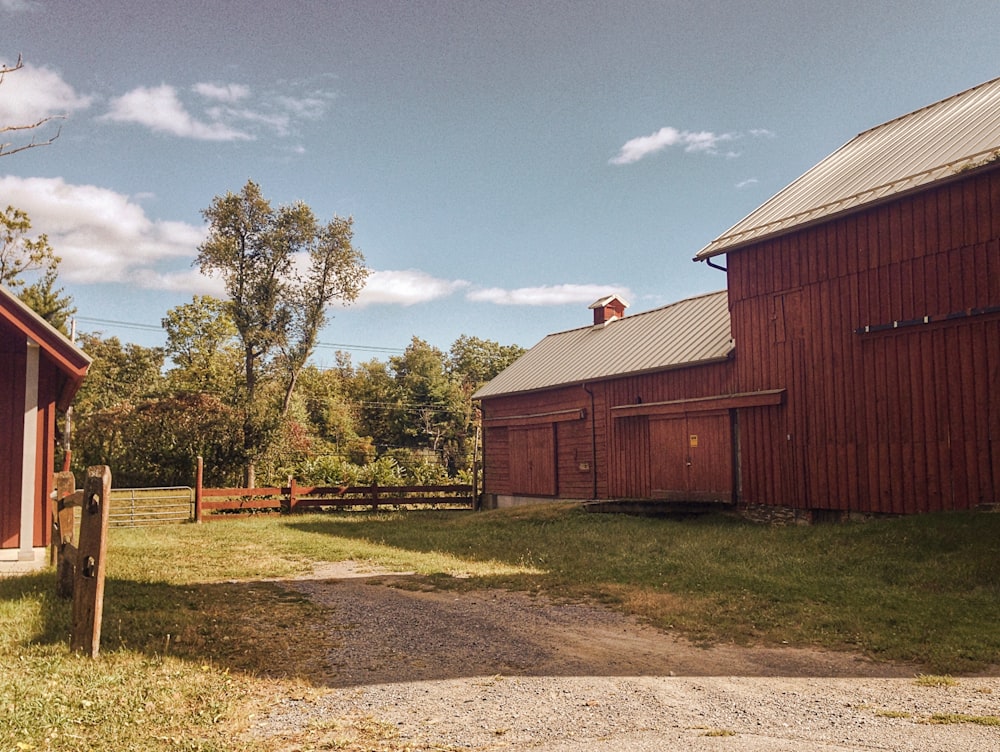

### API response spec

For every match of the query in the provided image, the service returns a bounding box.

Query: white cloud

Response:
[353,269,470,307]
[467,283,630,306]
[0,0,39,10]
[610,126,738,165]
[736,178,759,189]
[101,84,253,141]
[193,82,251,103]
[0,176,207,284]
[99,79,335,142]
[0,63,93,124]
[129,267,225,295]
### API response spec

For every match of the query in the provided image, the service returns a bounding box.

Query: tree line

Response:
[70,322,523,489]
[3,185,523,490]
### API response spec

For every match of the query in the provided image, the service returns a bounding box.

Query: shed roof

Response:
[473,290,732,399]
[0,285,91,409]
[696,76,1000,259]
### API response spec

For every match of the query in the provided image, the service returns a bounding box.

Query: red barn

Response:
[476,77,1000,518]
[1,285,90,572]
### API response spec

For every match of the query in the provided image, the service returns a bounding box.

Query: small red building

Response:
[1,285,90,572]
[476,77,1000,517]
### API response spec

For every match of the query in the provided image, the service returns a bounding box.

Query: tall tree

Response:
[390,337,466,463]
[280,215,368,412]
[196,180,368,486]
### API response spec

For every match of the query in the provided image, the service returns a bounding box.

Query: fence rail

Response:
[195,480,475,521]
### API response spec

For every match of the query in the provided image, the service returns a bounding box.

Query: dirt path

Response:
[250,561,1000,751]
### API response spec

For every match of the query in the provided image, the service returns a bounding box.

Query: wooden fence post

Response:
[288,475,298,513]
[52,471,79,599]
[194,455,203,523]
[71,465,111,658]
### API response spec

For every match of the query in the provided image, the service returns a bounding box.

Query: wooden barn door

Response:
[614,416,650,497]
[509,425,557,496]
[649,411,733,502]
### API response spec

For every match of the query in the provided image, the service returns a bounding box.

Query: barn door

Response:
[649,411,733,502]
[615,416,651,497]
[509,424,557,496]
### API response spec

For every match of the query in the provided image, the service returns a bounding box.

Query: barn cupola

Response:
[589,295,629,326]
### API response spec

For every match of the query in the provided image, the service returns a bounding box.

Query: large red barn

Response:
[475,77,1000,518]
[0,285,90,572]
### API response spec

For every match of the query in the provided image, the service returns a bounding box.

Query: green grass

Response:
[109,506,1000,671]
[3,504,1000,751]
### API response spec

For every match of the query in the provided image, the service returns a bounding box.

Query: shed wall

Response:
[0,331,26,548]
[480,359,741,504]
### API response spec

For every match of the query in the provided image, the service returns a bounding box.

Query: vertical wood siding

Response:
[0,335,24,548]
[728,166,1000,513]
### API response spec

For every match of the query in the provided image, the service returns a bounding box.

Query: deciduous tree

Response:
[196,180,368,486]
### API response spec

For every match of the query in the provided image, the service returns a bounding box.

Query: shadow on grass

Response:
[0,561,924,688]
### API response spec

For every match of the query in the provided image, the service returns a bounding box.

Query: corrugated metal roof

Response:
[472,290,732,399]
[696,76,1000,259]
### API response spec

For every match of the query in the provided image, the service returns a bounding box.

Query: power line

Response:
[73,315,405,354]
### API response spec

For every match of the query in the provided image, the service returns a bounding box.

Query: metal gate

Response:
[108,487,194,527]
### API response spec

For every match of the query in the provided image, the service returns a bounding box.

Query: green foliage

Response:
[161,295,240,397]
[74,333,165,412]
[357,455,405,485]
[450,334,525,392]
[73,393,244,487]
[17,264,75,334]
[196,180,369,485]
[0,205,56,290]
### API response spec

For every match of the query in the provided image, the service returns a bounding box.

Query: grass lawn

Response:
[2,504,999,750]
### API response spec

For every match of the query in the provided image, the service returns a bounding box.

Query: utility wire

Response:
[73,315,405,354]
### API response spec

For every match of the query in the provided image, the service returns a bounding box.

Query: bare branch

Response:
[0,54,64,158]
[0,53,24,79]
[0,122,62,158]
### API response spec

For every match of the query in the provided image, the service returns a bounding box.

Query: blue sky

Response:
[1,0,998,365]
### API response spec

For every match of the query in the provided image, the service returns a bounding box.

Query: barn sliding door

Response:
[649,411,733,502]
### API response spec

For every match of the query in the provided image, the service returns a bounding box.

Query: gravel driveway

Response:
[250,562,1000,751]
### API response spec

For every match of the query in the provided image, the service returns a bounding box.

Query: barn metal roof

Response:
[696,76,1000,259]
[472,290,732,399]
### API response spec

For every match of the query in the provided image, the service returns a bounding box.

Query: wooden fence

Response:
[194,474,475,522]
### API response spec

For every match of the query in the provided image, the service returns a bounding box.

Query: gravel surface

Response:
[250,562,1000,751]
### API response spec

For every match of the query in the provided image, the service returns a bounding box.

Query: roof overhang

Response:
[0,285,91,409]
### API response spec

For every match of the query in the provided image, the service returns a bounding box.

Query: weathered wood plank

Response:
[70,466,111,658]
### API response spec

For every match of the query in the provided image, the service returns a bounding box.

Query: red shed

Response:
[1,285,90,572]
[477,76,1000,517]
